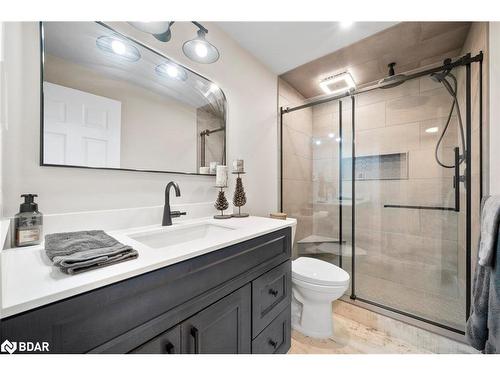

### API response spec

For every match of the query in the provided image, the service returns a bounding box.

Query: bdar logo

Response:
[1,340,17,354]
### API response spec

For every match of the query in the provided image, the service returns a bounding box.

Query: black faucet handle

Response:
[170,211,187,218]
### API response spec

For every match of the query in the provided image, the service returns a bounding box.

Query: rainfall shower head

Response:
[378,62,406,89]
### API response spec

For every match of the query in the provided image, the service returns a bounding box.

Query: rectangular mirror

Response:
[40,22,226,175]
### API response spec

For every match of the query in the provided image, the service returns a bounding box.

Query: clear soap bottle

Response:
[14,194,43,247]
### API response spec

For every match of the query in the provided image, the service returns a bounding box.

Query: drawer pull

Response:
[191,327,201,354]
[268,288,279,297]
[268,339,278,349]
[165,342,174,354]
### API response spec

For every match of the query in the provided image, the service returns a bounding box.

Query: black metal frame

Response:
[280,51,484,335]
[39,21,227,177]
[338,100,343,269]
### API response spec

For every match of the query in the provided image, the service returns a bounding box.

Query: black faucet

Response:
[162,181,186,226]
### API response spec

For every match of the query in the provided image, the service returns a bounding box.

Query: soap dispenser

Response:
[14,194,43,247]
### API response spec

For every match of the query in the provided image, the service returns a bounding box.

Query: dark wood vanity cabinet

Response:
[1,227,292,354]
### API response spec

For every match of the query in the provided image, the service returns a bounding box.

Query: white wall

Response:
[489,22,500,195]
[2,22,278,217]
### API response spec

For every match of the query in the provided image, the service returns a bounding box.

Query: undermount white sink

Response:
[127,223,235,249]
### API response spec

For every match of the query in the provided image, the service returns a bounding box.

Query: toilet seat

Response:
[292,257,350,287]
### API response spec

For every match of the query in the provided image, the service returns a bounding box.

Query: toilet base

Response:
[291,294,333,339]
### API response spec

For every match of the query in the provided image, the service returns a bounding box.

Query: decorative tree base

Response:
[231,207,249,218]
[214,213,232,219]
[231,213,249,218]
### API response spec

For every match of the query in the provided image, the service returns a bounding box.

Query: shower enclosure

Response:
[280,52,483,336]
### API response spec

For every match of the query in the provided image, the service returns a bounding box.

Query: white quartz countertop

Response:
[0,216,295,319]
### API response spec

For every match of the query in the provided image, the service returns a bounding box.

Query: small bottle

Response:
[15,194,43,247]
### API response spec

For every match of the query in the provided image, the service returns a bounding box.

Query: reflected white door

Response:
[43,82,121,168]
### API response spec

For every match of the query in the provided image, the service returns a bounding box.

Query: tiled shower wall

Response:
[279,79,313,257]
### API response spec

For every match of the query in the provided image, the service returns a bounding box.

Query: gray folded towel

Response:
[45,230,138,275]
[478,196,500,267]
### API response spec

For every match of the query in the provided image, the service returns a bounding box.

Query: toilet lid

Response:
[292,257,350,286]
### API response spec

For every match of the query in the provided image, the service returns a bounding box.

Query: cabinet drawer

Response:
[252,260,291,337]
[251,306,291,354]
[129,325,180,354]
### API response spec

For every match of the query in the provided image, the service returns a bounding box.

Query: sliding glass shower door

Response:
[281,54,481,334]
[350,66,468,332]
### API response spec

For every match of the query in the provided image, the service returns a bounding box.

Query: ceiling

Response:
[216,22,398,74]
[279,22,472,98]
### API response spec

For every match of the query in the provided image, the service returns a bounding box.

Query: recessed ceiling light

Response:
[96,36,141,62]
[155,62,188,81]
[320,72,356,95]
[315,140,322,146]
[328,133,335,138]
[425,127,439,133]
[340,21,354,29]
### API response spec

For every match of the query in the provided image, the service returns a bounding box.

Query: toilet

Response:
[291,257,350,339]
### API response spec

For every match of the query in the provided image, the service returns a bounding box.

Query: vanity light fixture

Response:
[127,22,174,42]
[425,126,439,133]
[129,21,220,64]
[155,62,188,81]
[96,36,141,62]
[183,26,220,64]
[319,72,356,95]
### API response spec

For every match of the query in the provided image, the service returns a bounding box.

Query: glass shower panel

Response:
[353,67,467,331]
[281,105,313,260]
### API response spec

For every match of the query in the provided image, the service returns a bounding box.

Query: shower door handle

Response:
[454,147,460,212]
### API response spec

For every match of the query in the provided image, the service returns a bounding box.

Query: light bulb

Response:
[195,42,208,58]
[340,21,354,29]
[166,65,179,78]
[425,127,439,133]
[111,40,126,55]
[328,133,335,138]
[315,140,322,146]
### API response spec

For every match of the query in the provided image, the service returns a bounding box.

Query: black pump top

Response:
[20,194,38,213]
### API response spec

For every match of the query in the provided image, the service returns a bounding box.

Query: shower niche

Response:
[342,152,408,181]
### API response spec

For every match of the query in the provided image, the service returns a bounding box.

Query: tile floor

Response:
[289,301,479,354]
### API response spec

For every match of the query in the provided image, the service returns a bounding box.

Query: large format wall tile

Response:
[386,87,453,126]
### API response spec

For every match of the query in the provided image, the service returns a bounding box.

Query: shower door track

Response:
[279,51,484,337]
[281,52,483,115]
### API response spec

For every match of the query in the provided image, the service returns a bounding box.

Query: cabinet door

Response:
[129,325,180,354]
[181,284,251,354]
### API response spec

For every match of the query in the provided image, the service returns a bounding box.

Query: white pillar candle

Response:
[199,166,210,174]
[232,159,244,173]
[215,165,228,187]
[209,161,220,174]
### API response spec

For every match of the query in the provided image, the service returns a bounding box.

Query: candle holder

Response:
[232,172,249,218]
[214,187,232,219]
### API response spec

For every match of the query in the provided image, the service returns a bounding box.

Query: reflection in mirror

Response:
[41,22,226,175]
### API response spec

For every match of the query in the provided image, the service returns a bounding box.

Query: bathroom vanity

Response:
[0,216,294,354]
